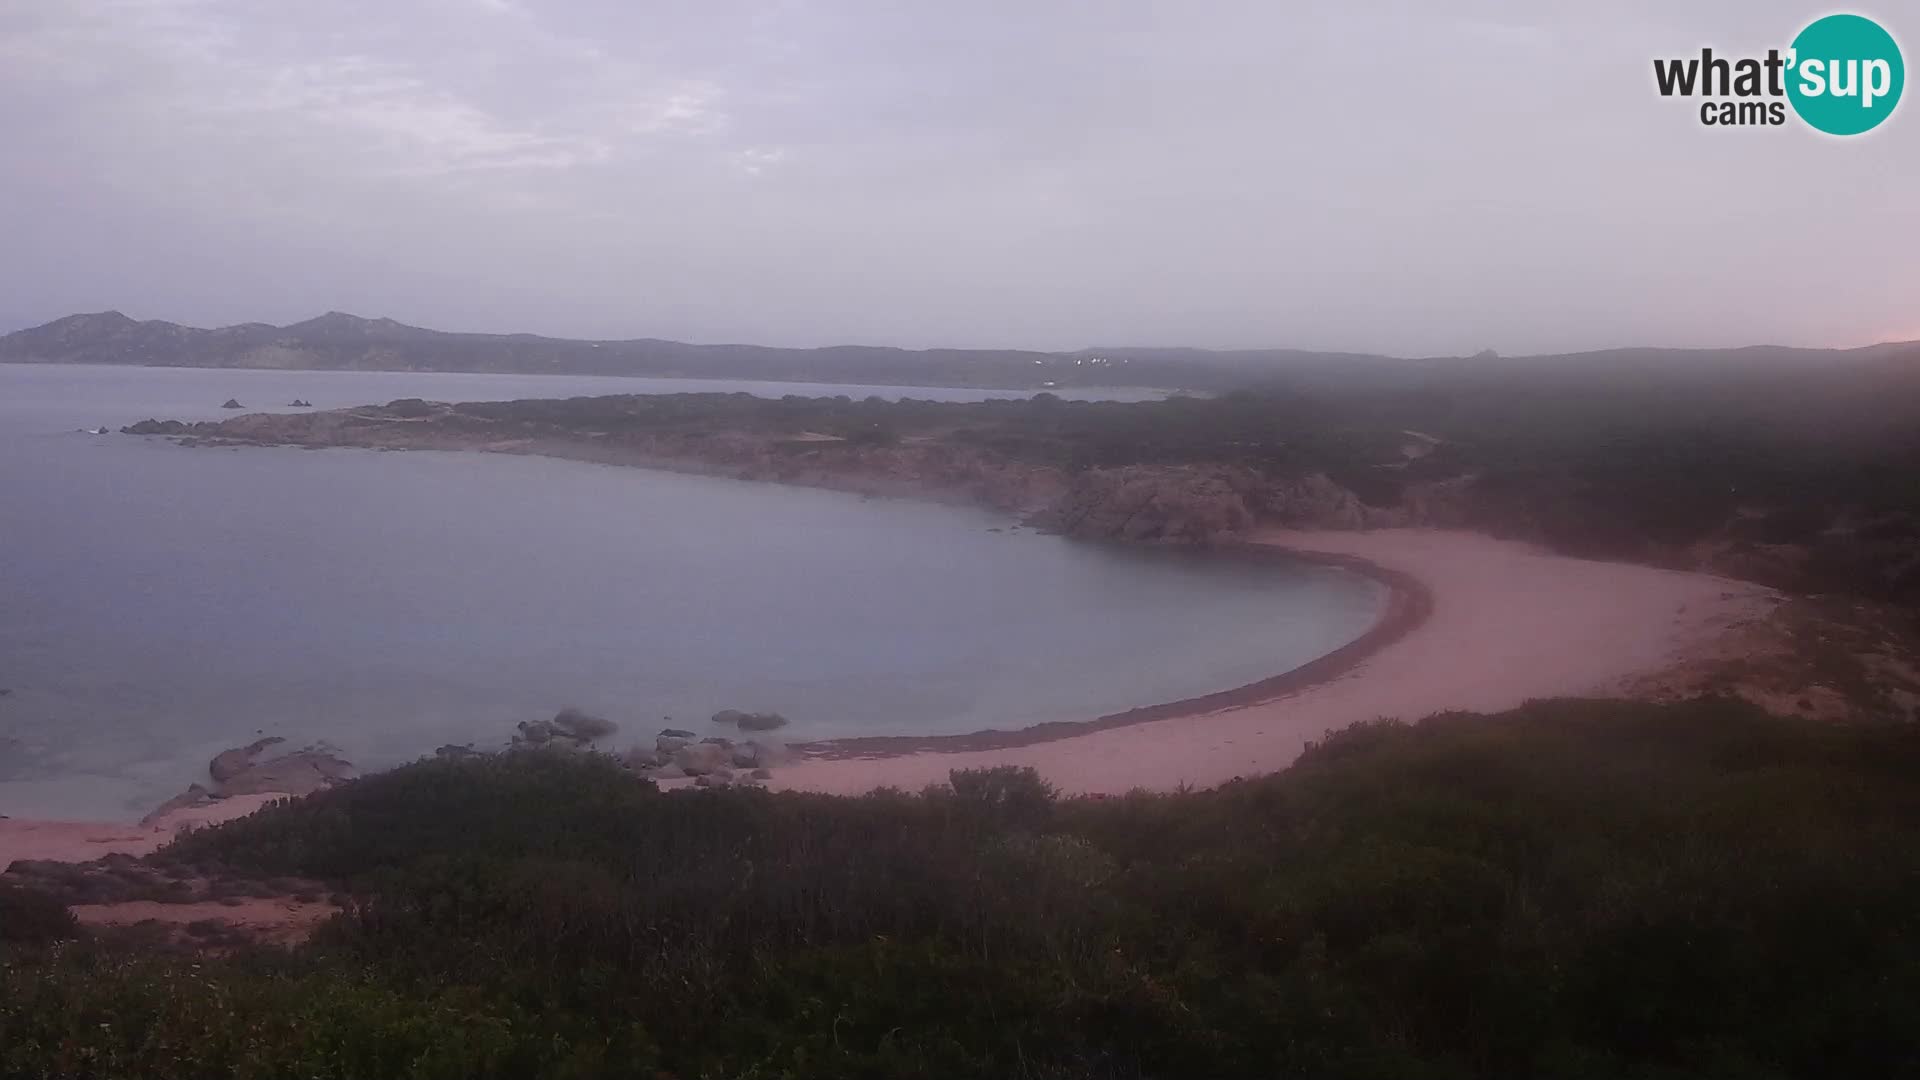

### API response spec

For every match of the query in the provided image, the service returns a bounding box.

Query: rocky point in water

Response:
[711,708,789,731]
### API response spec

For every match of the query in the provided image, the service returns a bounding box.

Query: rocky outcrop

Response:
[1029,466,1257,543]
[209,737,285,784]
[122,419,191,435]
[712,709,788,732]
[215,746,353,797]
[673,742,730,776]
[550,707,617,740]
[220,399,243,409]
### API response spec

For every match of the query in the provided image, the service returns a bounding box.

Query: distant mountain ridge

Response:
[3,310,1916,392]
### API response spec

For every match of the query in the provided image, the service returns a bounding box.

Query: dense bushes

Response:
[0,882,77,945]
[5,698,1919,1077]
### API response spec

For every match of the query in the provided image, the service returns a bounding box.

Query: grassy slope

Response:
[4,698,1918,1078]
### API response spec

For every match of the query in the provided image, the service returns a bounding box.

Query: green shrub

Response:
[0,882,78,944]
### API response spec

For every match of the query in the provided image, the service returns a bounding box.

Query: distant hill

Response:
[3,310,1916,394]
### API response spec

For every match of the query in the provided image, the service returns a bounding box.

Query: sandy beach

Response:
[767,528,1778,796]
[0,793,287,867]
[2,527,1776,864]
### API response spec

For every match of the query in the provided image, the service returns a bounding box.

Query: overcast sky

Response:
[0,0,1913,354]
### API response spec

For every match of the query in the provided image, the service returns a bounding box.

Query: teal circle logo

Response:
[1786,14,1904,135]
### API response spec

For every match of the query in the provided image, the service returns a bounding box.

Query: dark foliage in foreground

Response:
[4,698,1919,1078]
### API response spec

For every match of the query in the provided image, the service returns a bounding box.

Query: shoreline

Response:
[794,541,1434,757]
[765,528,1778,797]
[4,422,1781,847]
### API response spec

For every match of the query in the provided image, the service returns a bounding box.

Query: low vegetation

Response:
[4,697,1918,1078]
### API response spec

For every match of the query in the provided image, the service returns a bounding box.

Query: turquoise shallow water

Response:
[0,364,1382,818]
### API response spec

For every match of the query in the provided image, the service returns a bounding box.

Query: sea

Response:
[0,363,1383,818]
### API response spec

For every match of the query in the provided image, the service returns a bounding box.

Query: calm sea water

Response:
[0,364,1382,818]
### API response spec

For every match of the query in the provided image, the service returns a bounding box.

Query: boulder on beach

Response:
[655,733,691,756]
[673,742,730,776]
[220,398,243,409]
[207,741,354,798]
[139,783,216,826]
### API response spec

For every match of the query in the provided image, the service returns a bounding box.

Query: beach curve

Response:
[766,527,1778,796]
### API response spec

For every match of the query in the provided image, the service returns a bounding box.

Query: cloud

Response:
[0,1,1914,354]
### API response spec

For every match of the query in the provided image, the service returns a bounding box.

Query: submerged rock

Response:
[712,709,789,732]
[738,711,789,732]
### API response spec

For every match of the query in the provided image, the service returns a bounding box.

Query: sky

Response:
[0,0,1914,355]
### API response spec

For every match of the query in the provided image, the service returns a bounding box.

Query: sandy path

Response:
[69,897,337,947]
[769,528,1777,796]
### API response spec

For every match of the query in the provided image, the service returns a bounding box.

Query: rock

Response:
[750,767,773,781]
[621,746,663,770]
[139,783,215,826]
[122,419,189,435]
[216,747,353,797]
[209,737,285,784]
[434,743,480,759]
[515,719,554,745]
[673,742,730,776]
[288,399,313,407]
[656,734,691,756]
[700,736,734,749]
[647,763,686,780]
[712,709,789,731]
[550,707,617,740]
[694,774,730,789]
[659,728,695,739]
[730,745,759,769]
[220,398,243,409]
